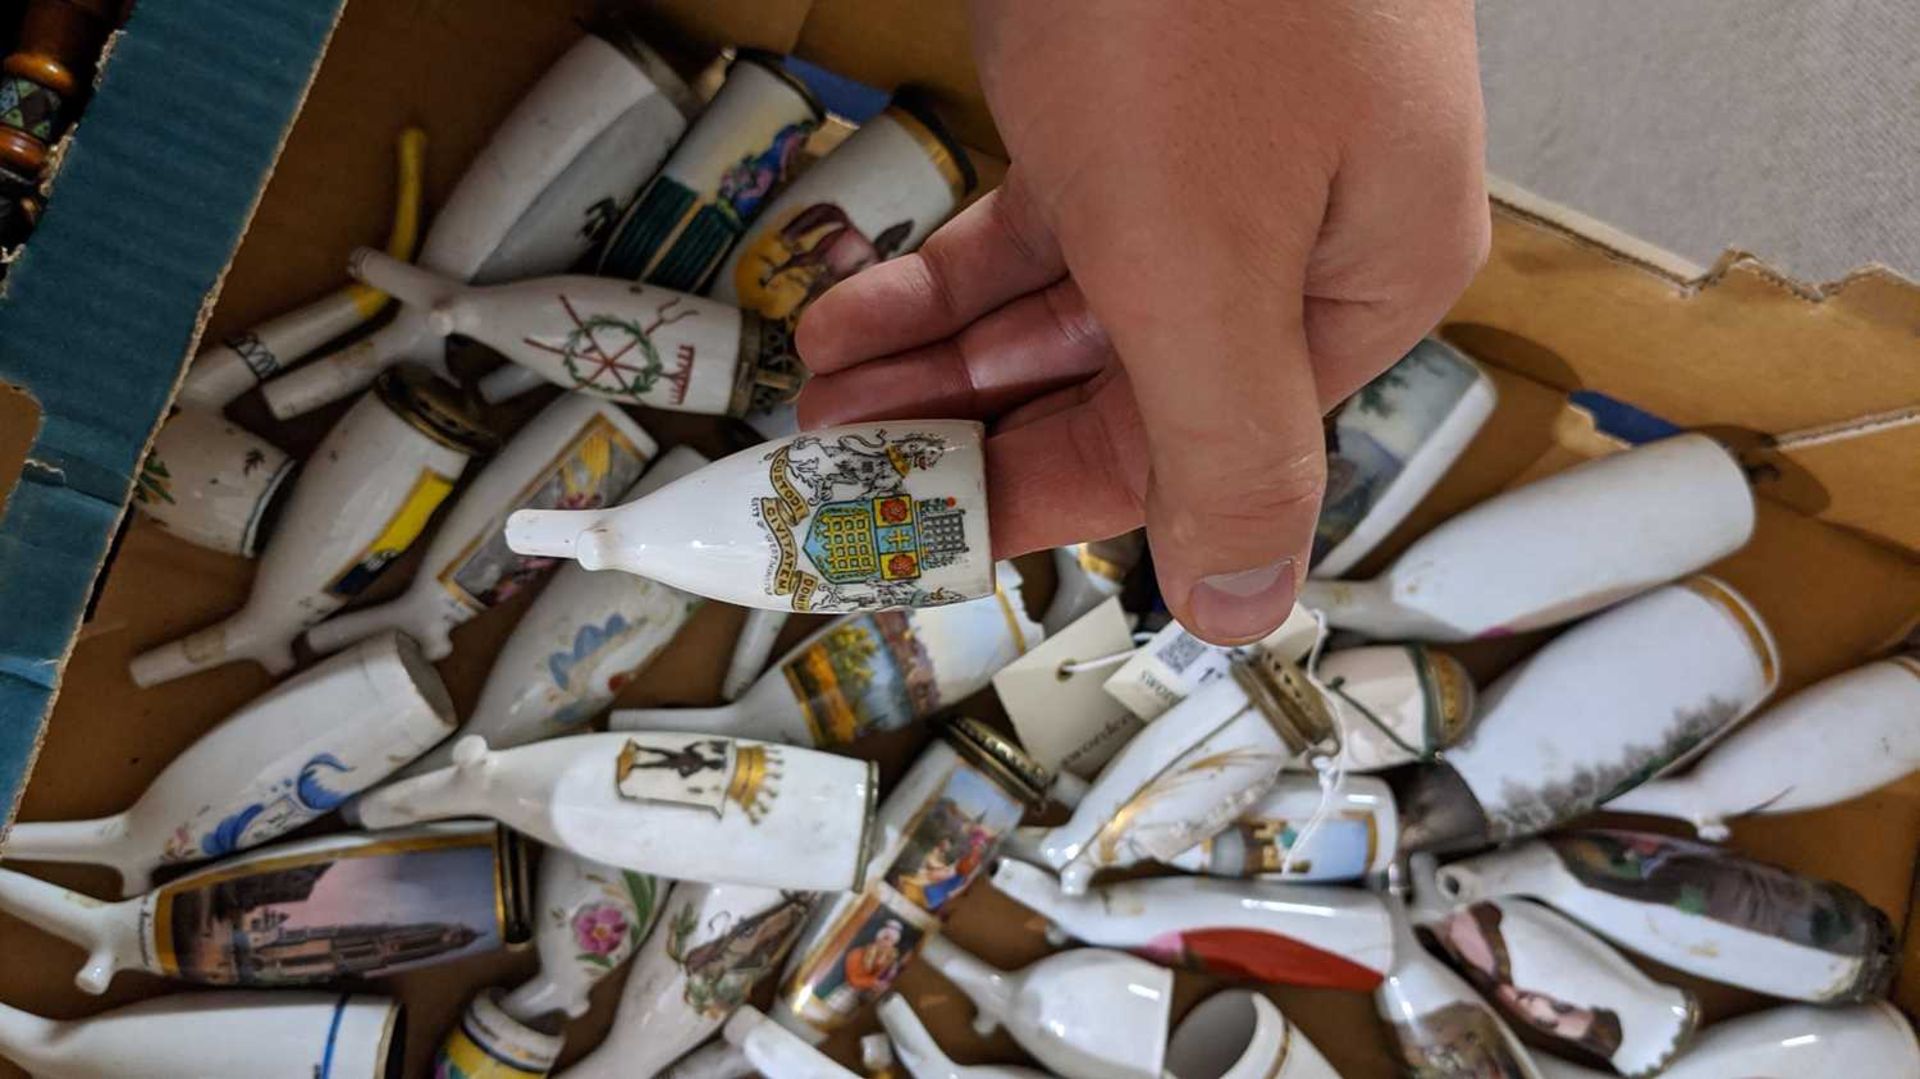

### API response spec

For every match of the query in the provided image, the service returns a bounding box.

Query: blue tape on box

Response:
[0,0,345,822]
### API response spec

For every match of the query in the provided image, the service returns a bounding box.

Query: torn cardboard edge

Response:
[1489,175,1920,297]
[0,0,350,830]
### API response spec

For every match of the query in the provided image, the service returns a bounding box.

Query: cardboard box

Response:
[1,2,1915,1076]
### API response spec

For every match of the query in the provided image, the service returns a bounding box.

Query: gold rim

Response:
[884,101,975,199]
[945,717,1052,806]
[1681,575,1779,689]
[731,49,826,120]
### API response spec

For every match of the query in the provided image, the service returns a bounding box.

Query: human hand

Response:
[795,0,1488,644]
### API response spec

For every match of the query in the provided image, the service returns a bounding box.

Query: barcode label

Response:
[1155,630,1213,674]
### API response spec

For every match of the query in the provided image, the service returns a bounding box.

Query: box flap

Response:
[0,0,345,823]
[1452,180,1920,555]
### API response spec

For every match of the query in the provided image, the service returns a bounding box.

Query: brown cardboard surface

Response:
[1450,200,1920,556]
[0,384,38,523]
[1,2,1917,1078]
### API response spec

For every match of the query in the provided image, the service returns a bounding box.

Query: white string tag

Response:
[1103,604,1320,722]
[1276,607,1352,879]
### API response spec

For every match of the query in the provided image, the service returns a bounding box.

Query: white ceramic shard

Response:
[711,94,974,318]
[1531,1002,1920,1079]
[307,393,656,660]
[989,858,1390,992]
[1607,654,1920,838]
[1016,647,1337,894]
[1300,433,1755,640]
[175,126,425,410]
[0,822,522,994]
[130,367,494,684]
[350,248,801,415]
[0,991,402,1078]
[1436,830,1898,1003]
[434,988,566,1079]
[502,849,666,1022]
[506,420,994,613]
[6,632,454,895]
[134,406,296,557]
[1161,773,1399,882]
[773,721,1049,1042]
[392,446,708,783]
[918,935,1172,1079]
[557,883,815,1079]
[599,49,823,289]
[1311,338,1497,579]
[875,995,1052,1079]
[612,562,1040,746]
[259,32,697,416]
[1165,991,1342,1079]
[1394,577,1778,852]
[1041,532,1144,635]
[1374,890,1544,1078]
[355,732,876,892]
[1410,854,1696,1077]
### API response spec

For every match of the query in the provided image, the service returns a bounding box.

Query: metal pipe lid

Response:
[943,717,1052,808]
[1231,647,1339,759]
[373,364,498,456]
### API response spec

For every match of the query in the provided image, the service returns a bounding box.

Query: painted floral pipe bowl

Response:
[0,822,525,994]
[502,847,667,1023]
[353,731,877,893]
[556,882,814,1079]
[504,420,994,614]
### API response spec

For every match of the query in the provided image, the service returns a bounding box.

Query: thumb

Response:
[1135,329,1324,646]
[1044,180,1328,649]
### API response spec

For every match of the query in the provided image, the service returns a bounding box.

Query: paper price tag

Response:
[1103,603,1318,721]
[991,597,1141,780]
